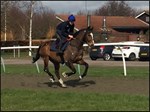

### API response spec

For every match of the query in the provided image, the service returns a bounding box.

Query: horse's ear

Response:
[87,26,93,30]
[87,26,93,31]
[90,26,93,31]
[87,26,90,30]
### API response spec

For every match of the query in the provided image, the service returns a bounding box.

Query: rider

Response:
[55,14,76,53]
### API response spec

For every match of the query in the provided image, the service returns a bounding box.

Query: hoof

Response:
[62,72,68,78]
[79,75,83,80]
[61,84,67,88]
[49,78,55,83]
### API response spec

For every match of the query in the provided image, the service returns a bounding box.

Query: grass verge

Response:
[1,88,149,111]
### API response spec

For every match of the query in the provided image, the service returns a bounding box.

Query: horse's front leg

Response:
[62,61,76,77]
[76,59,89,79]
[43,57,55,82]
[54,62,67,88]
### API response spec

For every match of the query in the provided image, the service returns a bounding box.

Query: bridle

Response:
[69,30,89,48]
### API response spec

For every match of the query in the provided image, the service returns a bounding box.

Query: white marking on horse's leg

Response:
[79,75,82,80]
[49,78,55,83]
[59,78,67,88]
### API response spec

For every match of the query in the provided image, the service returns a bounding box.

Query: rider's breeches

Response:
[56,30,67,50]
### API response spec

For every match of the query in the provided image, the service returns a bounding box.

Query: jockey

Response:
[55,14,76,53]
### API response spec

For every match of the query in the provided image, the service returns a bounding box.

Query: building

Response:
[56,14,149,42]
[135,10,149,24]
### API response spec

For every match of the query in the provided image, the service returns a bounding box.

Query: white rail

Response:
[1,41,149,76]
[1,46,39,50]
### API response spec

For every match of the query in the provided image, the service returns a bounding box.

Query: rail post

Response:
[18,45,20,58]
[13,45,16,58]
[77,64,81,75]
[118,46,127,76]
[1,57,6,72]
[35,61,40,73]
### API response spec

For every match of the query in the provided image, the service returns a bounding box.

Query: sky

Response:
[41,1,149,14]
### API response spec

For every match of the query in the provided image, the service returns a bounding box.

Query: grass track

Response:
[1,88,149,111]
[1,64,149,111]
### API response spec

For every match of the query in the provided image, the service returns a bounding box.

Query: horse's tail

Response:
[31,45,42,63]
[31,41,50,63]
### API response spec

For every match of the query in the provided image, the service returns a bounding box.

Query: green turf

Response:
[1,51,31,59]
[1,88,149,111]
[1,63,149,111]
[1,64,149,78]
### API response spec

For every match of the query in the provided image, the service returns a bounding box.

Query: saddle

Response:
[50,40,68,64]
[50,39,69,53]
[50,40,59,52]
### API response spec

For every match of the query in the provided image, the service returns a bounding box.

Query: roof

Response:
[135,10,149,18]
[56,15,149,33]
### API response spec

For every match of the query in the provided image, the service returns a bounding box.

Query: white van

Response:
[112,41,144,61]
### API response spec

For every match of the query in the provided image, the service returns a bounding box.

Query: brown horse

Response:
[32,26,94,87]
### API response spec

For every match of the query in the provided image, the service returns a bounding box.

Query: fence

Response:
[1,41,149,76]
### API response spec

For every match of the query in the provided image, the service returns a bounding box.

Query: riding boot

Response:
[56,43,63,54]
[59,53,65,64]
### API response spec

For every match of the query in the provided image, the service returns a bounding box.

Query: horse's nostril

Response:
[90,43,94,48]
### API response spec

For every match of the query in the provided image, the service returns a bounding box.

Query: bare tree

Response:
[1,1,16,41]
[77,10,86,15]
[94,1,140,16]
[1,1,57,41]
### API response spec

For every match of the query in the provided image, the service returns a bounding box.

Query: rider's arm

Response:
[69,24,74,35]
[56,22,68,38]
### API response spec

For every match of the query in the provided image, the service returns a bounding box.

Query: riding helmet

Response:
[68,14,76,22]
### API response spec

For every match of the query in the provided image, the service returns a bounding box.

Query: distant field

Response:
[1,64,149,78]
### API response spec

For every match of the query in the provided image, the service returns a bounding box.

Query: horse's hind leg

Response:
[53,62,66,88]
[32,45,41,63]
[62,61,76,77]
[43,57,55,82]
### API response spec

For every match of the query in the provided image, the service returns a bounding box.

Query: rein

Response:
[69,38,84,48]
[69,31,87,49]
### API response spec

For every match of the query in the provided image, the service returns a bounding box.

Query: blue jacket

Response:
[56,21,74,39]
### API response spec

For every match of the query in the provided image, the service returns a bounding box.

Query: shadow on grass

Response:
[43,79,96,88]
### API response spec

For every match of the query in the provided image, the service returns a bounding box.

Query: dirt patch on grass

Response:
[1,75,149,96]
[1,58,149,96]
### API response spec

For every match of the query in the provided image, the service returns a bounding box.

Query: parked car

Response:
[112,46,140,61]
[89,45,114,61]
[139,46,149,61]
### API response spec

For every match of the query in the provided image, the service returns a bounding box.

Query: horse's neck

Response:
[70,32,85,48]
[71,39,82,48]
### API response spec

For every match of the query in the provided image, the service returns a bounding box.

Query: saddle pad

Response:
[50,41,58,51]
[50,40,69,52]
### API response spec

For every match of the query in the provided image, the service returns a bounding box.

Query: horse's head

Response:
[83,26,95,47]
[73,26,94,47]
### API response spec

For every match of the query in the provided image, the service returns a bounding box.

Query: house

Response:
[56,14,149,42]
[135,10,149,24]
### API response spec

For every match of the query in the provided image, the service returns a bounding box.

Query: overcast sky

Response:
[41,1,149,14]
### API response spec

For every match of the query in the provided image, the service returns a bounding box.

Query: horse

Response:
[32,26,94,87]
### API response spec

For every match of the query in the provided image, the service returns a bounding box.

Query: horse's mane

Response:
[73,28,86,37]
